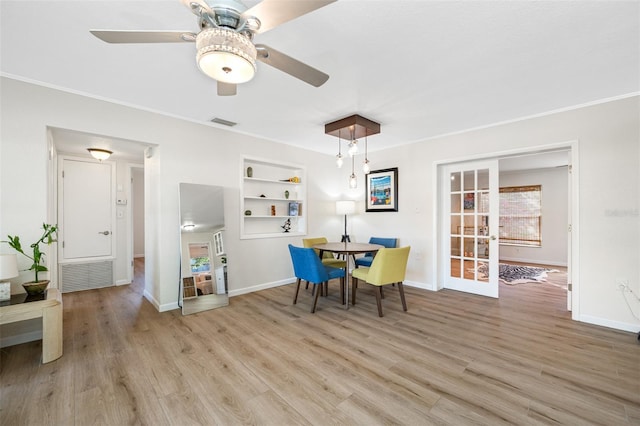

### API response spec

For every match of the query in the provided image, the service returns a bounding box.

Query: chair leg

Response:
[293,278,301,304]
[398,282,408,312]
[374,286,384,317]
[351,277,358,305]
[340,277,345,305]
[380,287,385,299]
[311,283,321,313]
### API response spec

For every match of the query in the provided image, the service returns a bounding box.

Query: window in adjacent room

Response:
[498,185,542,247]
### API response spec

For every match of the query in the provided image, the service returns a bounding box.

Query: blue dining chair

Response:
[288,244,345,313]
[354,237,398,268]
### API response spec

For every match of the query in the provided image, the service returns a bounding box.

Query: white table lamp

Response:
[336,200,356,242]
[0,254,19,301]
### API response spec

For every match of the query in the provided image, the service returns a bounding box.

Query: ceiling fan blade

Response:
[217,81,237,96]
[90,30,196,44]
[255,44,329,87]
[243,0,336,34]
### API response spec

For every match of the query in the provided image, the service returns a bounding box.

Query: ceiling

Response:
[1,1,638,161]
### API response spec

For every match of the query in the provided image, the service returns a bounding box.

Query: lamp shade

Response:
[336,200,356,216]
[0,254,19,280]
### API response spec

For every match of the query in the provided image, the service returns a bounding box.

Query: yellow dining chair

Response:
[302,237,347,268]
[351,246,411,317]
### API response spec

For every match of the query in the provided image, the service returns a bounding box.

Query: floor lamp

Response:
[336,200,356,243]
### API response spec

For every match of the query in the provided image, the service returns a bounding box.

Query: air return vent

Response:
[210,117,237,127]
[60,261,113,293]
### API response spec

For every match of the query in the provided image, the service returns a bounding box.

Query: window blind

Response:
[499,185,541,246]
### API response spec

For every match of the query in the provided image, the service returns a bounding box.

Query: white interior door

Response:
[443,160,499,298]
[60,158,114,260]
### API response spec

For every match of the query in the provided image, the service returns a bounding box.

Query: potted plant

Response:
[3,223,58,295]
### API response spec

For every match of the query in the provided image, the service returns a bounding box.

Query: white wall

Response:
[498,167,569,266]
[132,167,145,258]
[1,77,638,334]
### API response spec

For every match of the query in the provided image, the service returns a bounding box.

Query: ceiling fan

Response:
[91,0,335,96]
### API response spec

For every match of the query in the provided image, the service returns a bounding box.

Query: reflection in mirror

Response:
[179,183,229,315]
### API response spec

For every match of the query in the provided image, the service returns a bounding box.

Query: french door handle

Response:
[490,235,497,240]
[98,231,110,235]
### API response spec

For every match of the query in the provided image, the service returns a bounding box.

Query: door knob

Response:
[98,231,110,235]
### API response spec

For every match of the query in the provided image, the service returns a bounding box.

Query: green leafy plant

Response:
[3,223,58,283]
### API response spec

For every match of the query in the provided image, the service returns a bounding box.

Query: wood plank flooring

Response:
[1,258,639,425]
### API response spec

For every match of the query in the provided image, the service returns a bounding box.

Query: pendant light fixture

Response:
[349,154,357,189]
[336,129,344,168]
[324,114,380,188]
[362,134,370,174]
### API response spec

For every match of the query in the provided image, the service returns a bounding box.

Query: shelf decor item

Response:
[282,218,291,233]
[3,223,58,295]
[284,190,290,199]
[246,166,253,177]
[279,177,300,183]
[244,210,252,216]
[270,205,276,216]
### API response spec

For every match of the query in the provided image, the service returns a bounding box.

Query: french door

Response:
[443,160,499,298]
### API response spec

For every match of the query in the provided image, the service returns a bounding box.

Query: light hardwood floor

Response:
[1,258,638,425]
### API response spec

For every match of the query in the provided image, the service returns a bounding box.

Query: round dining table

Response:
[313,242,384,309]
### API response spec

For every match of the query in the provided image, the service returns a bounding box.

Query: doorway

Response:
[49,127,151,293]
[437,144,577,316]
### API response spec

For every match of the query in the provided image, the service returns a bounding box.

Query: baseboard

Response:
[404,280,435,291]
[229,278,293,297]
[579,314,640,333]
[116,279,131,286]
[499,256,567,267]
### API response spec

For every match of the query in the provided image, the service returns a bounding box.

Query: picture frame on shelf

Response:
[365,168,398,212]
[288,202,299,216]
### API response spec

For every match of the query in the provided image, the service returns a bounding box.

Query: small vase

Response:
[284,190,290,199]
[246,167,253,178]
[22,280,49,296]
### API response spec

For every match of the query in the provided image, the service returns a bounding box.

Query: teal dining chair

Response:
[354,237,397,268]
[288,244,345,313]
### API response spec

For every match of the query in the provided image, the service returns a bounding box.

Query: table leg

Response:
[42,301,63,363]
[344,264,349,309]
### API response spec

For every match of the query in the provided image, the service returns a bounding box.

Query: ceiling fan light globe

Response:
[196,28,256,84]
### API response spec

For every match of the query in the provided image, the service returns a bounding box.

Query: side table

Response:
[0,288,63,363]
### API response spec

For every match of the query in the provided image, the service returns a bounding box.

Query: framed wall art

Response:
[365,167,398,212]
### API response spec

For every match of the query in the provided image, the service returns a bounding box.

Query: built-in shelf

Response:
[241,156,307,239]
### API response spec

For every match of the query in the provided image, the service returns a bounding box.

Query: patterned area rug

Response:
[476,263,560,285]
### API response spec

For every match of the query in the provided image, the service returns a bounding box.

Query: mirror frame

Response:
[179,183,229,315]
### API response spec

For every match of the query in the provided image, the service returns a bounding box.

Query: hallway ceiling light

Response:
[88,148,113,161]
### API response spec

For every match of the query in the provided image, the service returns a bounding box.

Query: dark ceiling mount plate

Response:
[324,114,380,140]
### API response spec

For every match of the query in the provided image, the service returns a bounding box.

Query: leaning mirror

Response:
[179,183,229,315]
